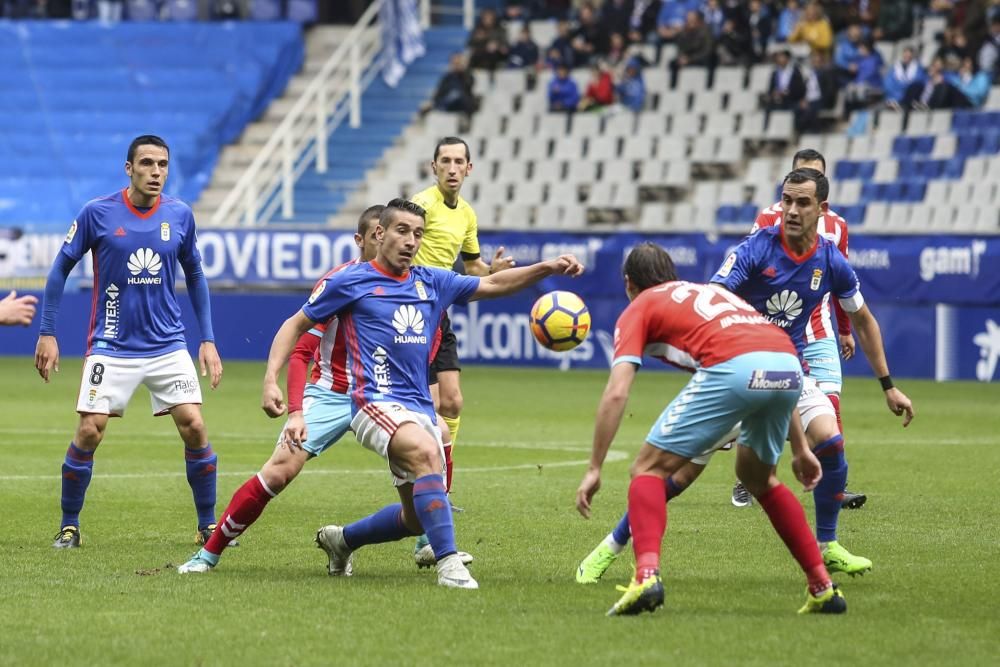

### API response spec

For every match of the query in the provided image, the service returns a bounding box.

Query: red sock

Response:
[758,483,830,595]
[628,474,667,583]
[204,473,275,556]
[443,444,453,493]
[828,393,844,435]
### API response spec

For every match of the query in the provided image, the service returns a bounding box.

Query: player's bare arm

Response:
[34,335,60,382]
[199,341,223,389]
[262,310,315,418]
[0,290,37,326]
[788,410,822,492]
[576,362,638,519]
[463,246,516,277]
[847,304,915,426]
[471,254,583,300]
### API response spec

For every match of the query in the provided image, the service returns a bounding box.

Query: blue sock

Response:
[343,503,416,549]
[412,474,456,560]
[812,435,847,543]
[611,477,688,546]
[185,444,217,530]
[60,443,94,528]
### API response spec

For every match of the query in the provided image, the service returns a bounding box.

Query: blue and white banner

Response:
[381,0,426,88]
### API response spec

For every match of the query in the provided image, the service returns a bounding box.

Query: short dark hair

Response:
[623,242,679,292]
[433,136,471,162]
[358,205,384,235]
[127,135,169,163]
[783,167,829,203]
[792,148,826,172]
[379,198,426,228]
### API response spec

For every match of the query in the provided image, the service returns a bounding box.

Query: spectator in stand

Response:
[432,53,478,115]
[834,23,866,85]
[572,2,609,65]
[873,0,914,42]
[765,48,806,111]
[508,25,541,69]
[789,1,834,54]
[809,49,840,111]
[884,45,927,109]
[617,57,647,111]
[550,19,577,67]
[935,27,972,63]
[549,63,582,111]
[702,0,726,38]
[607,32,629,67]
[717,18,755,67]
[775,0,801,43]
[844,39,886,115]
[602,0,634,39]
[97,0,124,21]
[657,0,696,43]
[903,56,969,110]
[212,0,242,19]
[747,0,773,60]
[798,52,825,132]
[979,16,1000,83]
[578,62,616,111]
[628,0,664,44]
[669,10,715,88]
[950,55,992,107]
[468,8,509,70]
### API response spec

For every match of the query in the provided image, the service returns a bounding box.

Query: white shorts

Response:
[690,423,741,466]
[350,401,445,487]
[76,350,202,417]
[797,375,836,432]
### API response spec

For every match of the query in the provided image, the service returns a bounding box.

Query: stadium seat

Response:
[713,67,745,91]
[536,114,568,138]
[571,113,601,138]
[603,112,636,138]
[551,137,585,161]
[621,135,655,161]
[250,0,282,20]
[638,202,669,230]
[588,135,619,161]
[863,202,889,230]
[164,0,198,20]
[764,111,794,140]
[676,68,709,92]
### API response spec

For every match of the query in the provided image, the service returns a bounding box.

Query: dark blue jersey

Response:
[60,189,204,357]
[302,261,480,422]
[711,226,865,356]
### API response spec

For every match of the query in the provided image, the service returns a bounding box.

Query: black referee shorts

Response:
[430,312,461,384]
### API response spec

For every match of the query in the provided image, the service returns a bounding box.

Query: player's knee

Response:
[75,420,105,448]
[400,508,423,535]
[411,439,444,476]
[177,417,207,446]
[261,456,304,493]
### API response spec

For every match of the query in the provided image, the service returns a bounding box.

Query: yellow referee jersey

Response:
[411,185,480,270]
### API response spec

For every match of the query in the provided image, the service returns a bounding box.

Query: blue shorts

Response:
[803,337,842,394]
[646,351,802,467]
[296,384,353,457]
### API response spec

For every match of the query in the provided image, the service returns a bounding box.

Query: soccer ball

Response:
[529,291,591,352]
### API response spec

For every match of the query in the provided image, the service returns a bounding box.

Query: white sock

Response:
[603,533,626,555]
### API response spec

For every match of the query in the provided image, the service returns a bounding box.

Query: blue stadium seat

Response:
[839,204,866,224]
[943,157,966,179]
[715,205,739,224]
[250,0,282,20]
[737,204,758,222]
[957,134,980,157]
[835,160,859,179]
[913,136,935,155]
[855,160,876,179]
[883,182,906,202]
[860,182,883,203]
[891,136,911,157]
[919,159,945,179]
[903,181,927,202]
[980,132,1000,154]
[287,0,318,22]
[952,110,975,132]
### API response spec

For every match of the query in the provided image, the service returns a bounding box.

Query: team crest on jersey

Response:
[718,253,737,277]
[65,221,77,244]
[160,222,170,241]
[308,281,326,304]
[810,269,823,291]
[414,280,428,300]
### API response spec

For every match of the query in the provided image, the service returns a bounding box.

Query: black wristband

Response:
[879,375,894,391]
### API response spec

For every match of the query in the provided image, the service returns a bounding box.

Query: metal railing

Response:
[208,0,473,227]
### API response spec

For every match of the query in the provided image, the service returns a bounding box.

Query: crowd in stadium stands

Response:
[451,1,1000,121]
[0,0,297,20]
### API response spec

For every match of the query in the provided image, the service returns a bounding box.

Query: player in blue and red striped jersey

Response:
[713,168,913,576]
[34,135,223,549]
[177,205,384,574]
[575,242,843,616]
[738,148,866,510]
[261,199,583,590]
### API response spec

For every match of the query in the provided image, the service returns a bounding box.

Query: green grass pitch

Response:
[1,356,998,666]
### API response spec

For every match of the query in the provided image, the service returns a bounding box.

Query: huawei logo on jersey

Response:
[765,290,802,326]
[127,248,163,285]
[392,305,427,344]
